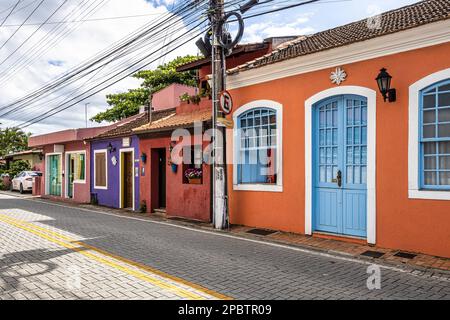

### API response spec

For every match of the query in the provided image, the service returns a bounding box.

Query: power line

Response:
[0,0,70,67]
[0,0,45,51]
[0,0,109,85]
[0,0,21,27]
[3,0,272,128]
[18,26,208,128]
[0,0,211,120]
[0,12,172,27]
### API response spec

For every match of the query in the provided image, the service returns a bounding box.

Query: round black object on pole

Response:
[217,11,244,50]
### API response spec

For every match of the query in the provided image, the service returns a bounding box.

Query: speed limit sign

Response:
[219,91,233,115]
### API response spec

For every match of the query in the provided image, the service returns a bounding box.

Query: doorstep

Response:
[2,191,449,274]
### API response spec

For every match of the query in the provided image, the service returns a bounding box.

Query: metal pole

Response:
[85,103,90,128]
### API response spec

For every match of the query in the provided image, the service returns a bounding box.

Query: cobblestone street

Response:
[0,194,449,300]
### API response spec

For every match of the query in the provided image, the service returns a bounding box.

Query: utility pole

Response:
[148,87,153,124]
[206,0,258,229]
[210,0,228,230]
[85,103,90,128]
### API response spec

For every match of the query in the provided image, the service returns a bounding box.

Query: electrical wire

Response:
[0,0,70,67]
[0,0,21,27]
[0,0,45,51]
[2,0,210,116]
[0,0,109,85]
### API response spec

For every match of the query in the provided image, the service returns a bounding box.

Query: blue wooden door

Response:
[313,95,367,238]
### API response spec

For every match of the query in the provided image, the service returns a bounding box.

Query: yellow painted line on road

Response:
[0,214,229,300]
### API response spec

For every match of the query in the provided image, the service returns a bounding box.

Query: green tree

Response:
[8,160,31,178]
[0,127,31,158]
[91,55,199,123]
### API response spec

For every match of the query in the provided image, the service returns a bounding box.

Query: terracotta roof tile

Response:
[93,108,176,139]
[134,109,211,133]
[229,0,450,75]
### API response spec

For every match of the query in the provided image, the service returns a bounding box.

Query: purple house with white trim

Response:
[89,109,175,211]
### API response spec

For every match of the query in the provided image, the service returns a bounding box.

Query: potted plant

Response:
[185,168,203,185]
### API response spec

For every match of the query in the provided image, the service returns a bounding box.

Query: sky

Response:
[0,0,420,136]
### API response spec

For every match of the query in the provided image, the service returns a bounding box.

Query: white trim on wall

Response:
[304,86,377,244]
[408,68,450,201]
[64,150,87,199]
[227,20,450,90]
[119,148,136,211]
[93,149,108,190]
[232,100,283,193]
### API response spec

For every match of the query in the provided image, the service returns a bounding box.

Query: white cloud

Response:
[0,0,197,135]
[242,12,315,43]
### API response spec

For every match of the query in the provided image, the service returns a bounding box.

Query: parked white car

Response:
[11,171,42,194]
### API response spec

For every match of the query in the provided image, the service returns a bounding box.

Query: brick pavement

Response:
[0,193,449,300]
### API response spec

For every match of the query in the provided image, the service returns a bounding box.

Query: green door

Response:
[68,156,74,198]
[48,155,61,196]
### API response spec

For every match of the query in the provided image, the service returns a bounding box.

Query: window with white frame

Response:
[420,79,450,190]
[94,151,107,189]
[236,107,279,185]
[69,152,86,182]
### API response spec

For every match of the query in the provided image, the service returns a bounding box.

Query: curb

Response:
[1,190,449,280]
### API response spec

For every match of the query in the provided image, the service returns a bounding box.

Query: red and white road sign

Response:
[219,91,233,114]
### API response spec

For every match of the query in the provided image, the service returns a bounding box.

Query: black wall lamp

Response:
[107,143,116,154]
[141,152,147,164]
[376,68,397,102]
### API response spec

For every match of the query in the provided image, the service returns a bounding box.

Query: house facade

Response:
[89,113,151,211]
[88,84,193,211]
[135,101,212,221]
[225,0,450,258]
[28,127,111,203]
[3,150,44,172]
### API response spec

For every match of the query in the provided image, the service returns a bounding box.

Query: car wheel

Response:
[20,183,24,194]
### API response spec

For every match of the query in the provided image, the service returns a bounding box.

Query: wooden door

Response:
[314,95,368,238]
[123,152,133,209]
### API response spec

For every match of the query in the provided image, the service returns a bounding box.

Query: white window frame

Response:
[233,100,283,192]
[409,68,450,200]
[65,150,87,199]
[93,149,108,190]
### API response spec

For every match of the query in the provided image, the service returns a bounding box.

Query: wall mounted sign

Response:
[122,137,131,147]
[219,90,233,114]
[111,156,117,166]
[330,67,347,85]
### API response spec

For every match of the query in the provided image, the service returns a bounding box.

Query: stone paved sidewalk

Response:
[0,208,223,300]
[2,191,450,274]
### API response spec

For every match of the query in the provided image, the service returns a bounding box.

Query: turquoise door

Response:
[313,95,367,238]
[48,155,62,197]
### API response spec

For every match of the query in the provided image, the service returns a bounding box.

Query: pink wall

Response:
[40,141,92,203]
[29,126,112,148]
[152,84,197,111]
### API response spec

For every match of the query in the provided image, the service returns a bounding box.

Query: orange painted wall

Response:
[139,136,211,222]
[227,43,450,258]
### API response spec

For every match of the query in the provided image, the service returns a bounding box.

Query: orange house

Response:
[225,0,450,258]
